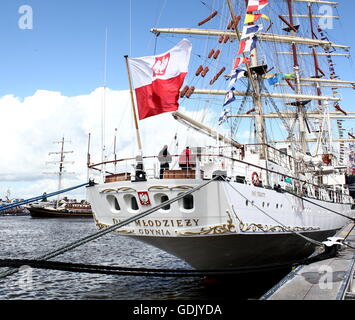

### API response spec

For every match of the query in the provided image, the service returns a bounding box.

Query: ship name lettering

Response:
[128,218,200,228]
[138,229,171,236]
[252,191,265,197]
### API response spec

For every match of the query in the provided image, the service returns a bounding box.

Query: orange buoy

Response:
[197,10,218,26]
[251,172,260,186]
[185,86,195,98]
[208,49,215,58]
[201,66,209,77]
[195,65,203,76]
[209,67,225,85]
[223,35,230,43]
[180,85,189,98]
[213,49,220,59]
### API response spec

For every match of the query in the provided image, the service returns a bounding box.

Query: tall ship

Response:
[87,0,354,270]
[0,190,29,216]
[28,137,93,218]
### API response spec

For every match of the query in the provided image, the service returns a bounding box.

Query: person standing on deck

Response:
[179,146,196,170]
[158,145,172,179]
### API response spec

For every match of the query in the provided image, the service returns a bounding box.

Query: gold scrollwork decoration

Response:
[178,211,236,236]
[231,205,320,233]
[93,217,134,234]
[148,186,170,191]
[169,185,194,190]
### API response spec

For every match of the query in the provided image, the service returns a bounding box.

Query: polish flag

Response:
[247,0,269,12]
[128,39,192,120]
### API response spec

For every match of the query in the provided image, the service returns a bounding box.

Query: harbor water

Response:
[0,216,290,300]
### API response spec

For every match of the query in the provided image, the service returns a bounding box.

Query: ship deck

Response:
[260,222,355,300]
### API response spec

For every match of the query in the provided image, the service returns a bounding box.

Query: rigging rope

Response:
[282,188,355,223]
[221,177,325,247]
[0,176,220,281]
[0,182,90,212]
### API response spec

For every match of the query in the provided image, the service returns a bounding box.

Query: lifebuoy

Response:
[251,172,260,186]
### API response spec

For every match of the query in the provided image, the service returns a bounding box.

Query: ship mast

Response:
[44,137,74,207]
[226,0,266,158]
[151,0,351,167]
[285,0,308,155]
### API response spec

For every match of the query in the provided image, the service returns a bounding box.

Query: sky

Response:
[0,0,354,200]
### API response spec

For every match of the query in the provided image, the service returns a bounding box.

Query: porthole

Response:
[178,193,194,211]
[183,194,194,210]
[106,195,120,212]
[153,193,171,211]
[161,195,170,210]
[131,197,139,210]
[276,203,279,209]
[246,200,249,206]
[123,194,139,212]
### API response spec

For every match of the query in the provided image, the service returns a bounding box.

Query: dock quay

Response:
[261,222,355,300]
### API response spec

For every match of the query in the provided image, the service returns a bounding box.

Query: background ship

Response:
[0,190,29,216]
[27,198,92,218]
[28,137,93,218]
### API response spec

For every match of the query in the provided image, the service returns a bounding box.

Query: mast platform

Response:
[260,222,355,300]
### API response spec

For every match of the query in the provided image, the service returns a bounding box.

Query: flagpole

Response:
[124,55,143,155]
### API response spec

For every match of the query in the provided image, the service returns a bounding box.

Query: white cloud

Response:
[0,88,222,200]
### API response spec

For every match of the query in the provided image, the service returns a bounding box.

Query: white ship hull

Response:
[87,179,353,270]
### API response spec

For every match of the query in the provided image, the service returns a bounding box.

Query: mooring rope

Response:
[0,182,91,212]
[0,176,220,281]
[221,177,325,247]
[0,246,340,278]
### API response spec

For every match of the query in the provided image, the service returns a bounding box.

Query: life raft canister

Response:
[251,172,260,186]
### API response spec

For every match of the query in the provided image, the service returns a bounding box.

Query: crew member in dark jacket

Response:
[158,145,172,179]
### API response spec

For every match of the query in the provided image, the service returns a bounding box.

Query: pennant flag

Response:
[229,68,246,86]
[218,108,230,125]
[264,73,275,79]
[247,0,269,12]
[241,24,263,40]
[223,89,236,106]
[238,36,258,55]
[267,74,281,86]
[233,56,252,69]
[244,13,269,24]
[128,39,192,120]
[282,73,296,80]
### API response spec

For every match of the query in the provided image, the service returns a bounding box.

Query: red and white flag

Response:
[247,0,268,12]
[128,39,192,120]
[233,55,252,69]
[237,36,258,55]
